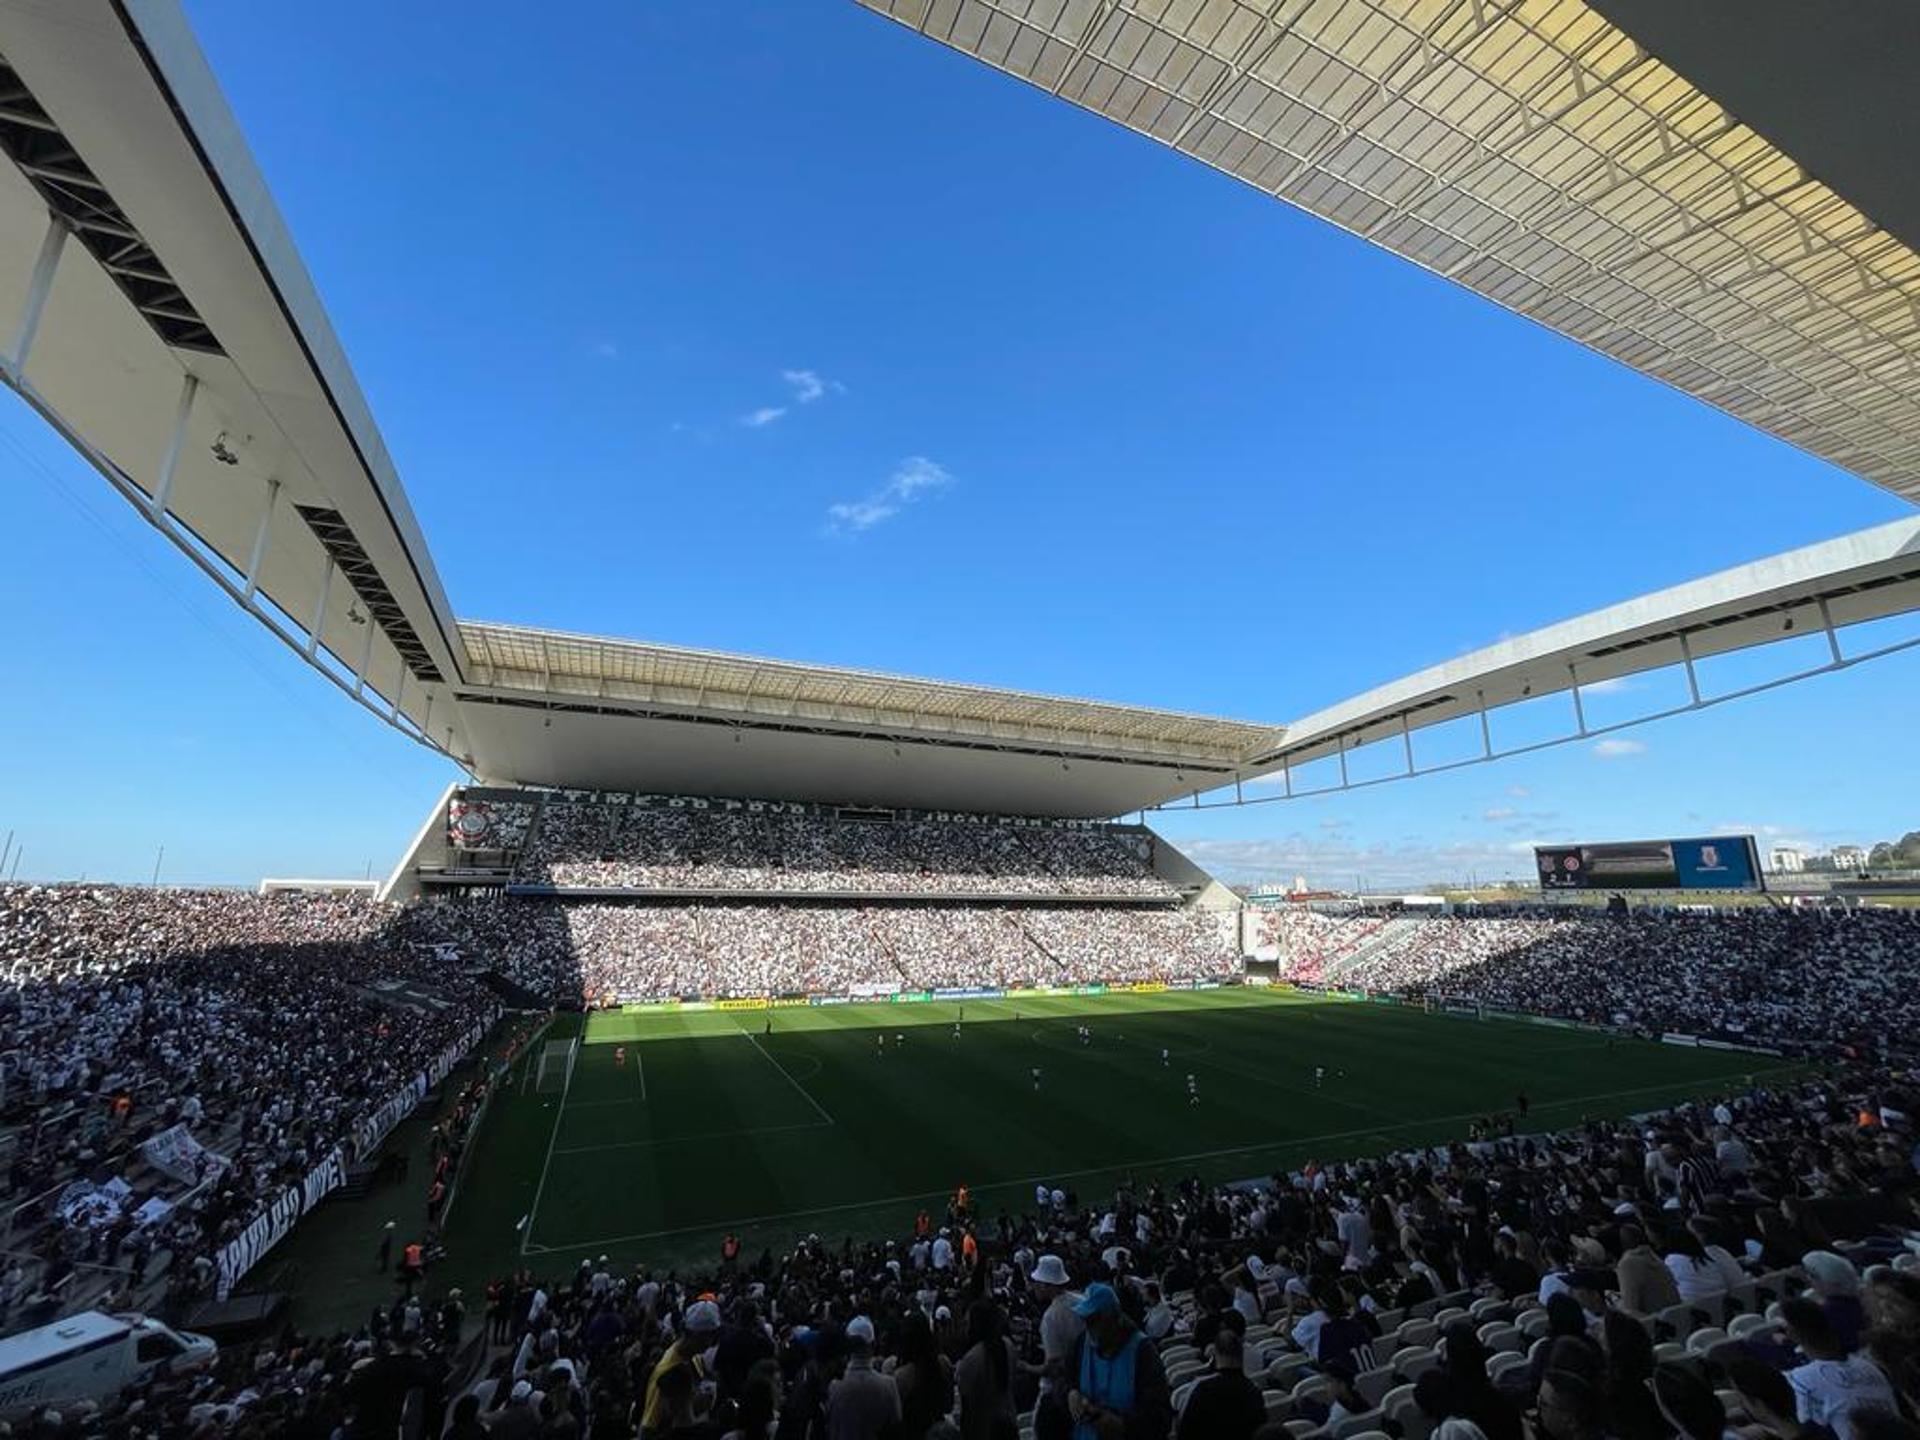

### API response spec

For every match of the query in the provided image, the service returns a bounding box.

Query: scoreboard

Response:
[1534,835,1762,892]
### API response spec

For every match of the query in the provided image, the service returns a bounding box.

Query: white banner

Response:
[213,1012,495,1299]
[140,1123,226,1184]
[58,1177,132,1230]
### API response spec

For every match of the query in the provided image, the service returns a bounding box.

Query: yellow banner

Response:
[717,997,771,1011]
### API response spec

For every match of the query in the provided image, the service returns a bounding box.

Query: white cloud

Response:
[826,456,953,536]
[1580,676,1635,695]
[1592,737,1647,759]
[1482,806,1517,821]
[1507,785,1530,799]
[782,368,842,404]
[590,339,620,360]
[739,369,843,428]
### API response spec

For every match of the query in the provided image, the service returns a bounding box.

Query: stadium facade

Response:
[0,0,1914,905]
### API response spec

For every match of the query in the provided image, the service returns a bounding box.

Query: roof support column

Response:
[1568,664,1588,736]
[352,612,377,697]
[1477,689,1493,758]
[1399,712,1415,776]
[7,213,67,376]
[1678,630,1702,705]
[240,479,280,600]
[306,555,332,658]
[390,668,408,724]
[151,372,198,520]
[1816,598,1845,666]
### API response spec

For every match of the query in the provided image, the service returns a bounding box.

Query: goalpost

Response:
[535,1037,578,1095]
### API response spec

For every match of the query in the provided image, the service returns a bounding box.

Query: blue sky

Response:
[0,0,1913,888]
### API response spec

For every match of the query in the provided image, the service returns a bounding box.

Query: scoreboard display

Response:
[1535,835,1762,892]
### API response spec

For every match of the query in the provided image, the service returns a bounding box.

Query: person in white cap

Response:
[485,1380,540,1440]
[1028,1254,1084,1396]
[828,1314,900,1439]
[643,1297,722,1432]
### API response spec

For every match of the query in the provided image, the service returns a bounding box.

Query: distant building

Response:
[1771,846,1804,874]
[1831,844,1868,872]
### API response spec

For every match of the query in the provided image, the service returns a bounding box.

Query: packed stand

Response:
[54,1060,1920,1439]
[508,799,1178,899]
[1325,909,1920,1060]
[403,896,1241,1004]
[0,884,496,1332]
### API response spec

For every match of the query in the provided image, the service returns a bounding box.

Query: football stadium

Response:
[1,3,1918,1438]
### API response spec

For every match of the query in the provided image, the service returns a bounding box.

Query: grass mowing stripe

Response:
[517,1014,581,1257]
[533,1067,1799,1252]
[553,1117,833,1156]
[485,993,1790,1268]
[739,1028,836,1125]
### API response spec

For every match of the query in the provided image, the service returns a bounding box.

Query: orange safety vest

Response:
[961,1232,978,1264]
[403,1243,423,1269]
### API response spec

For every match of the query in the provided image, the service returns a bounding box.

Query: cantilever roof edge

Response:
[459,619,1289,762]
[1262,517,1920,772]
[118,0,467,676]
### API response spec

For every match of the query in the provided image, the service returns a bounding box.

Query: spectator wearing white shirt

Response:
[1780,1297,1897,1440]
[1335,1199,1374,1268]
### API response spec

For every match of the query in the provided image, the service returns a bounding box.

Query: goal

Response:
[535,1037,578,1095]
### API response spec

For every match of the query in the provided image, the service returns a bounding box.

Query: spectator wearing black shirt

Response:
[1176,1328,1263,1440]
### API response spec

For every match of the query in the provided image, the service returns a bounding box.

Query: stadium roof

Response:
[855,0,1920,504]
[4,1,1920,820]
[456,621,1284,816]
[0,2,472,760]
[1247,515,1920,783]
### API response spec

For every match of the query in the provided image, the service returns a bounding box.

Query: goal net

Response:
[535,1038,577,1095]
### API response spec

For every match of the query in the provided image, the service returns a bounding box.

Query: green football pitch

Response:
[431,988,1793,1279]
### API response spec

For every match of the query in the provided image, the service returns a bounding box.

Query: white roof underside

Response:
[455,621,1286,816]
[5,0,1920,821]
[853,0,1920,504]
[0,1,472,760]
[1260,516,1920,772]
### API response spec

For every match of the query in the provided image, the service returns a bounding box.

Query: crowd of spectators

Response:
[30,1056,1919,1440]
[509,803,1175,899]
[0,886,496,1332]
[1277,908,1920,1061]
[398,897,1241,1004]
